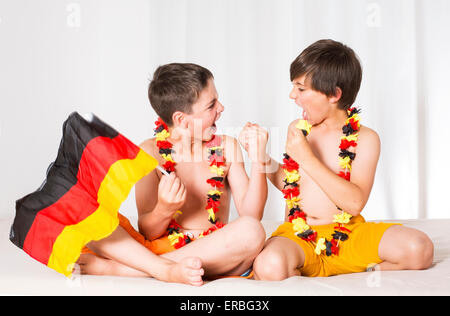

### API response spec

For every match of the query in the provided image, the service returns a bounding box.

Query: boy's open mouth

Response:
[302,110,308,121]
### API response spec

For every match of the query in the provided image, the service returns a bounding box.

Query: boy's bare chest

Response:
[292,130,352,222]
[167,153,231,230]
[306,131,344,172]
[158,146,231,203]
[175,161,229,194]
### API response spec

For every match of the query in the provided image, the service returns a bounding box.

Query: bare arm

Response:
[135,141,186,240]
[135,168,165,240]
[264,155,284,192]
[225,135,268,220]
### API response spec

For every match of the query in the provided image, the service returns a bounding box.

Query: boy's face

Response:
[289,75,331,126]
[183,78,224,142]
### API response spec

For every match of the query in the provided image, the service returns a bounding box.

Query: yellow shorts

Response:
[271,215,400,277]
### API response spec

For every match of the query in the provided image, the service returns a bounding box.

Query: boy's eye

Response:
[298,88,305,92]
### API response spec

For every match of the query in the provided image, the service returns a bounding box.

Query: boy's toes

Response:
[185,257,202,269]
[189,273,204,286]
[76,254,105,275]
[180,257,204,286]
[190,279,203,287]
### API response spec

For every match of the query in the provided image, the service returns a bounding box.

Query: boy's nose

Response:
[217,101,224,113]
[289,88,296,100]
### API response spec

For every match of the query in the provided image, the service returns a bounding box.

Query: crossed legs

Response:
[78,225,205,286]
[77,216,266,285]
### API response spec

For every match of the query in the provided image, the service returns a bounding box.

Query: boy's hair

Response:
[148,63,214,126]
[290,39,362,110]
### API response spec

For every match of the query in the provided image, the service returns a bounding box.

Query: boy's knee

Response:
[253,249,288,281]
[233,216,266,253]
[403,232,434,270]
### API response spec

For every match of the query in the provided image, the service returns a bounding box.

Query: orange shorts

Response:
[82,213,175,256]
[82,213,255,279]
[271,215,400,277]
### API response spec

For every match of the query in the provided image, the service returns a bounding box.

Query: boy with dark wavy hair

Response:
[251,40,433,279]
[78,63,269,286]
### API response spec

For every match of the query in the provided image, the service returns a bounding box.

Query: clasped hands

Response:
[240,120,313,165]
[238,122,269,164]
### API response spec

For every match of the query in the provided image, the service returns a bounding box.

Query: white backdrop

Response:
[0,0,449,221]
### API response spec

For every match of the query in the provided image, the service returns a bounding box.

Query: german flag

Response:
[9,112,158,277]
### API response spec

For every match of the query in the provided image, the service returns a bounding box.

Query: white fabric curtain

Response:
[1,0,449,220]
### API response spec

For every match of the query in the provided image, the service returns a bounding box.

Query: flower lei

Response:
[282,107,361,256]
[154,118,226,249]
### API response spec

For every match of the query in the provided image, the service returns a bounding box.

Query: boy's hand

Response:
[171,120,194,163]
[286,119,314,163]
[157,173,187,216]
[238,122,269,163]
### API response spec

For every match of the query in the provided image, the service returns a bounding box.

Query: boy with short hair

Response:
[78,63,269,286]
[251,39,434,279]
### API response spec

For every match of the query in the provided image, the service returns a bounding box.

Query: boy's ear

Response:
[328,87,342,104]
[172,111,185,127]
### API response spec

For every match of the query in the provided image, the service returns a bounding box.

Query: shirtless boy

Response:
[77,63,268,286]
[251,39,434,279]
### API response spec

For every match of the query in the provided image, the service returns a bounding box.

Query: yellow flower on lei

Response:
[286,196,301,209]
[161,153,174,162]
[283,169,300,184]
[315,238,327,255]
[292,217,310,234]
[210,165,224,176]
[155,129,170,141]
[339,156,352,170]
[333,211,352,224]
[207,208,216,222]
[341,133,359,143]
[168,232,185,246]
[295,119,312,135]
[208,189,222,196]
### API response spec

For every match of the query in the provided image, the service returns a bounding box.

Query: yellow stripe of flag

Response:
[47,149,157,277]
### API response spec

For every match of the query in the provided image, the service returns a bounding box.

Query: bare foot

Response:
[77,254,205,286]
[166,257,204,286]
[77,254,117,276]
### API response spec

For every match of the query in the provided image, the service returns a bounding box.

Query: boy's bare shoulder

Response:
[358,125,380,147]
[139,137,158,156]
[220,134,242,163]
[220,134,240,150]
[354,124,381,162]
[221,134,239,146]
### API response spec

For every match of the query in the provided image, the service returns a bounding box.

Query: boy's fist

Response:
[171,120,193,163]
[238,122,269,163]
[286,119,313,162]
[157,173,187,216]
